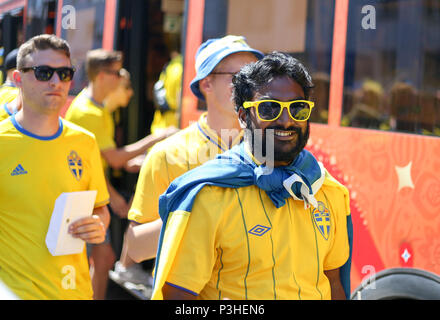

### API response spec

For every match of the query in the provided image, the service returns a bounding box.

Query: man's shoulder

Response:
[194,183,243,205]
[66,93,103,120]
[320,168,351,214]
[321,169,349,194]
[150,122,200,154]
[62,118,98,143]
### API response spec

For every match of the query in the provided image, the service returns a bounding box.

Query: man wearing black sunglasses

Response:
[156,52,352,300]
[65,48,174,300]
[0,34,110,300]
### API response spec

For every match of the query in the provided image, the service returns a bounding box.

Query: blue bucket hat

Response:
[190,35,264,101]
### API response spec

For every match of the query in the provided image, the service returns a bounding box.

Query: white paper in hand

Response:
[46,191,97,256]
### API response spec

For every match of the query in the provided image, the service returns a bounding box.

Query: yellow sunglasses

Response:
[243,99,315,122]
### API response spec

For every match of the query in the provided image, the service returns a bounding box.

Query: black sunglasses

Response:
[20,65,76,82]
[102,69,122,77]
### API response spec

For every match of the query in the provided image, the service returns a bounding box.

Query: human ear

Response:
[199,77,212,95]
[12,70,22,88]
[237,107,248,130]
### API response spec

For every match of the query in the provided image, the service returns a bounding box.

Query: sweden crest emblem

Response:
[312,201,331,240]
[67,151,83,181]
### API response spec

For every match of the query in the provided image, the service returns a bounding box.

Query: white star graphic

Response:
[395,161,415,192]
[401,248,411,263]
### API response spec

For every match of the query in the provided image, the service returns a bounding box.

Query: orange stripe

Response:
[180,0,205,128]
[102,0,117,50]
[55,0,63,37]
[328,0,349,127]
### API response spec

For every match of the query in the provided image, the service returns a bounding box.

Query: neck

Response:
[105,99,119,113]
[14,107,61,137]
[86,83,107,105]
[206,105,241,148]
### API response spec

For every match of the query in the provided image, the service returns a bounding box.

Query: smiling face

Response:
[14,49,72,115]
[239,76,310,166]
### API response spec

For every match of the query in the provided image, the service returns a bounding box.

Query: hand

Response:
[124,154,145,173]
[153,126,179,141]
[109,192,130,218]
[68,215,106,244]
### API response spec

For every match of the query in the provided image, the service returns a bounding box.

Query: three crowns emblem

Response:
[67,151,83,181]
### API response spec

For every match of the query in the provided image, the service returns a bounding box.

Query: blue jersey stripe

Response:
[11,115,63,141]
[165,282,198,296]
[197,122,227,152]
[258,189,277,300]
[216,247,224,300]
[309,207,323,299]
[235,188,250,300]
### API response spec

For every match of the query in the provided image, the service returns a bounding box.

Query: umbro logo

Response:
[249,224,271,237]
[11,164,28,176]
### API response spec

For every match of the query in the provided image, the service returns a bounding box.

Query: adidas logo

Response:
[11,164,28,176]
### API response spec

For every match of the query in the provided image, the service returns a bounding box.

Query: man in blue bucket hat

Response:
[112,36,263,291]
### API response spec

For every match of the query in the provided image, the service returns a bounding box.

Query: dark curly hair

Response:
[232,51,314,112]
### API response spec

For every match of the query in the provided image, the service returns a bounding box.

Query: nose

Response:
[276,106,296,128]
[48,72,62,86]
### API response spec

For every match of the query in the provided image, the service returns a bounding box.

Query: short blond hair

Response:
[17,34,71,70]
[86,49,123,81]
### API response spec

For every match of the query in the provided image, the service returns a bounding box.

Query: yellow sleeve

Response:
[165,186,222,295]
[128,146,173,223]
[323,185,350,271]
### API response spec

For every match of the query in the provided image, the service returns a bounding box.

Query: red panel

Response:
[328,0,348,127]
[180,0,205,128]
[308,123,440,289]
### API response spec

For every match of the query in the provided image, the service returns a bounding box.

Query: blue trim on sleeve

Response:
[3,103,13,116]
[11,114,64,141]
[340,214,353,299]
[165,282,198,296]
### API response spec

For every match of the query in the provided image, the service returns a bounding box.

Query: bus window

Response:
[200,0,335,124]
[60,0,106,95]
[0,6,24,54]
[26,0,56,39]
[342,0,440,136]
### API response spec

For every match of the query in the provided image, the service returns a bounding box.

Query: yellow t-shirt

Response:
[164,173,350,300]
[150,55,183,134]
[65,89,116,152]
[0,84,19,122]
[0,102,15,122]
[0,116,109,300]
[0,83,19,105]
[128,113,242,223]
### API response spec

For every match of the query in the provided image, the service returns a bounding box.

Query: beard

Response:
[245,115,310,165]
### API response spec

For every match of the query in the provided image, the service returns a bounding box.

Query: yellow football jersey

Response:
[128,113,242,223]
[165,176,350,300]
[65,89,116,152]
[0,83,19,105]
[0,116,109,300]
[0,84,19,121]
[150,54,182,134]
[0,102,15,122]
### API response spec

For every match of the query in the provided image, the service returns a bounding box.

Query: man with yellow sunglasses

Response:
[155,52,352,300]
